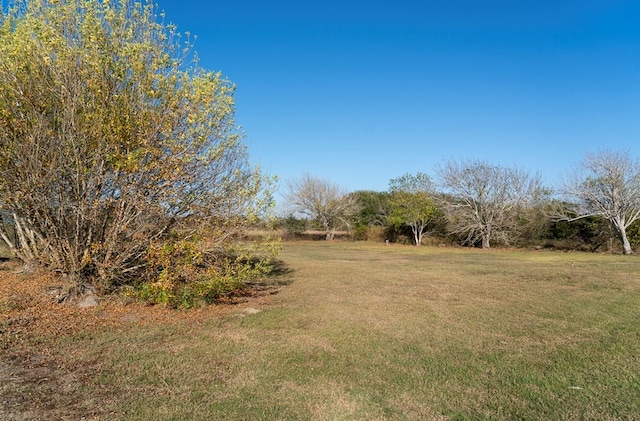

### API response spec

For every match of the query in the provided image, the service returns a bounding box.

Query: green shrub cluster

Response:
[130,234,276,309]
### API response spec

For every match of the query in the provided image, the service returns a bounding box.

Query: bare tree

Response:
[561,150,640,255]
[284,174,358,240]
[437,160,542,249]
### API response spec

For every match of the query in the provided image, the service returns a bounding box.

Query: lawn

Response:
[1,241,640,420]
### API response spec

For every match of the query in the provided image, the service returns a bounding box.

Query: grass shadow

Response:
[231,259,294,303]
[268,258,295,282]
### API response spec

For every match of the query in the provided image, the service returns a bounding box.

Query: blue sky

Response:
[159,0,640,195]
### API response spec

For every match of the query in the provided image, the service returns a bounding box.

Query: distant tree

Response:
[284,174,358,240]
[437,160,543,249]
[626,219,640,247]
[388,173,440,246]
[561,150,640,255]
[0,0,275,302]
[276,214,308,238]
[349,190,391,239]
[544,209,610,252]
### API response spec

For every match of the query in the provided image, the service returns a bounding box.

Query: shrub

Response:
[276,215,307,239]
[131,232,278,308]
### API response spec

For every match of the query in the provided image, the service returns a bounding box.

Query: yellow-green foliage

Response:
[0,0,277,292]
[133,233,279,308]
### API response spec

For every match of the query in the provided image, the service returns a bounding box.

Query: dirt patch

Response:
[0,349,108,421]
[0,259,280,420]
[0,261,141,419]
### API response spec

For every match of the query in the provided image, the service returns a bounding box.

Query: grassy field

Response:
[2,241,640,420]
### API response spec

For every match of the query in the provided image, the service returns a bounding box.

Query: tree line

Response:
[282,150,640,255]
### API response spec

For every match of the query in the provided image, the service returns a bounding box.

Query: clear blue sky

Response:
[159,0,640,195]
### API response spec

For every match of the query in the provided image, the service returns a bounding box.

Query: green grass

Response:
[17,242,640,419]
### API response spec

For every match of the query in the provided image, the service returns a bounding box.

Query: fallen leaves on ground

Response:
[0,259,276,420]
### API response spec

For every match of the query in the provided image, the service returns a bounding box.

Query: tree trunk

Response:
[10,213,41,262]
[0,229,18,257]
[613,219,633,255]
[413,227,421,246]
[618,228,633,255]
[622,235,633,255]
[481,234,490,249]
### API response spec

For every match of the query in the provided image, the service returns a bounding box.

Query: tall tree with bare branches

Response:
[284,174,358,240]
[437,160,542,249]
[561,150,640,255]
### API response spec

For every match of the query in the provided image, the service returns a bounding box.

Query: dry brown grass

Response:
[1,242,640,420]
[0,259,272,420]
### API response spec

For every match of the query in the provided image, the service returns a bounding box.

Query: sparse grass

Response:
[0,243,12,259]
[2,241,640,419]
